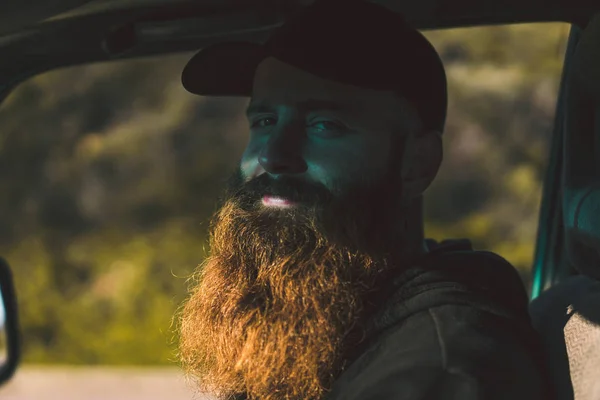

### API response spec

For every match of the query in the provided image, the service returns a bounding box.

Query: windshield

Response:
[0,22,569,399]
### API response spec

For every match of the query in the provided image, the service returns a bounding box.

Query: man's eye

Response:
[251,117,277,129]
[309,121,347,135]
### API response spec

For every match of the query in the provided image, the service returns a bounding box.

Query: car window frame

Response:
[531,23,582,299]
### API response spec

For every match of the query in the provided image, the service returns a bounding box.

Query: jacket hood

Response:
[364,247,532,342]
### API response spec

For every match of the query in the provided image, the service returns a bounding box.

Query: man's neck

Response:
[391,196,427,263]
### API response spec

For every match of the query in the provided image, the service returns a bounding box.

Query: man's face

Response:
[241,57,415,205]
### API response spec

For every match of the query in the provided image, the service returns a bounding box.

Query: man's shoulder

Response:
[329,303,545,400]
[369,241,531,336]
[328,244,546,400]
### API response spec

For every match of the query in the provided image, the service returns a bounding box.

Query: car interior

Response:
[529,13,600,400]
[1,0,600,399]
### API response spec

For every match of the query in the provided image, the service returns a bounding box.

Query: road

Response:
[0,366,212,400]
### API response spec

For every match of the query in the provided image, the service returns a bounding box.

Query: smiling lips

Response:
[262,195,295,208]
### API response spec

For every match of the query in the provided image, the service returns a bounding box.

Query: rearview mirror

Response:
[0,258,19,385]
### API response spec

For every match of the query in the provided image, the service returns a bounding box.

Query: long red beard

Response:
[178,196,389,400]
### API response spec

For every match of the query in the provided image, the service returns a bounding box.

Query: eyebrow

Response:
[245,99,356,117]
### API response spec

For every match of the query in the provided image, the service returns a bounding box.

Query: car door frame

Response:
[531,22,584,299]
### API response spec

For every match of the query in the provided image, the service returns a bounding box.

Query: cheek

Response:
[240,145,263,180]
[306,138,392,190]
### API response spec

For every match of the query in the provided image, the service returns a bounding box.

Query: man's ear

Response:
[401,130,443,198]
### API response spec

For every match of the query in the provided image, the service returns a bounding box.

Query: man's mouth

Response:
[262,195,295,208]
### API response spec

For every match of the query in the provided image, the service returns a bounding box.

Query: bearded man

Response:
[178,0,552,399]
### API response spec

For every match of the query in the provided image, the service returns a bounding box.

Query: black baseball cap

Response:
[182,0,447,132]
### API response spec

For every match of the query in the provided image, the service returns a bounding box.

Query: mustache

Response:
[226,170,334,209]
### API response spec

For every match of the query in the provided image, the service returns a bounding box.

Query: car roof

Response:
[0,0,596,102]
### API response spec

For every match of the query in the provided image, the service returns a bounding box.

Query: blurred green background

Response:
[0,23,569,365]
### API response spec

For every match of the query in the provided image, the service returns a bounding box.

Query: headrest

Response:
[563,14,600,280]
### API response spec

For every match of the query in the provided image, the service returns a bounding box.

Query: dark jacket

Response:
[325,240,552,400]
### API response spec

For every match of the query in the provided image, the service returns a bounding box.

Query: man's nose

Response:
[258,130,308,175]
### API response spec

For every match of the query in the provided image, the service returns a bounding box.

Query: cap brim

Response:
[182,42,268,96]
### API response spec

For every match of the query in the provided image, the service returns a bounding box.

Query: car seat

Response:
[529,14,600,400]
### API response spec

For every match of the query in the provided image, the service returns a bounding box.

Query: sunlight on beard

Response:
[178,195,388,400]
[178,165,402,400]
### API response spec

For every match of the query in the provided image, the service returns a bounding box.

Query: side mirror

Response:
[0,258,19,385]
